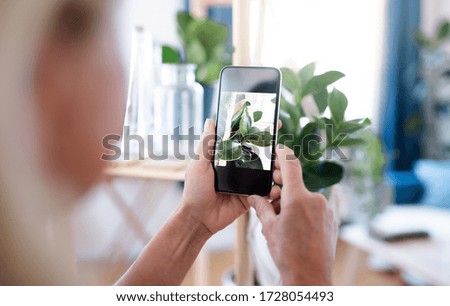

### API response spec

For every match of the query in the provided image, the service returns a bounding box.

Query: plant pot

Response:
[225,145,264,170]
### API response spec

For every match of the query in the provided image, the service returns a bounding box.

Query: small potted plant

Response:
[162,12,232,120]
[216,99,272,170]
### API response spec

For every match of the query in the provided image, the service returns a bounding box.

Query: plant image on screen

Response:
[216,92,276,170]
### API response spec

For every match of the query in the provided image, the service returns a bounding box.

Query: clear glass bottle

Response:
[153,64,204,159]
[121,26,155,160]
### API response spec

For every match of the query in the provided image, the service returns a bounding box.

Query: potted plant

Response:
[216,99,272,170]
[162,12,232,120]
[278,64,371,190]
[246,63,375,285]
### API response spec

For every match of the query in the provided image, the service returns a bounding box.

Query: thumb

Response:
[248,195,276,227]
[196,119,215,162]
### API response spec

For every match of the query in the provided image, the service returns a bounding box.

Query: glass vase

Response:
[154,64,204,159]
[121,26,155,160]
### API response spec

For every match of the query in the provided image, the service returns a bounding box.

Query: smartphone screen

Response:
[213,66,281,196]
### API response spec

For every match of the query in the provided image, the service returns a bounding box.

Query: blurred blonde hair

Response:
[0,0,107,285]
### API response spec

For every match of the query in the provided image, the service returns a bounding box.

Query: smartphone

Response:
[213,66,281,196]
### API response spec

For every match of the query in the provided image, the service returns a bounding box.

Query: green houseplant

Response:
[216,100,272,170]
[246,63,378,286]
[162,12,231,85]
[162,11,231,120]
[278,64,371,191]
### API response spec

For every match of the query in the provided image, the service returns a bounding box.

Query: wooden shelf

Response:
[104,159,189,181]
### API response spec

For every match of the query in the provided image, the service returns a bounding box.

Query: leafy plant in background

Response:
[162,12,232,85]
[415,19,450,50]
[347,130,386,219]
[217,98,272,170]
[279,64,372,191]
[409,20,450,137]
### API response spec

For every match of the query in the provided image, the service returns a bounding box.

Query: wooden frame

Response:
[189,0,232,18]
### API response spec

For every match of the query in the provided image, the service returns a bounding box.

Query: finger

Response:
[238,195,251,210]
[327,186,341,227]
[270,184,281,201]
[277,119,282,130]
[275,145,307,195]
[271,199,281,215]
[273,169,282,185]
[196,119,215,162]
[248,195,276,226]
[274,155,280,170]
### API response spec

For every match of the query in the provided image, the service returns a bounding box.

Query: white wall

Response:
[126,0,184,46]
[246,0,387,128]
[116,0,184,74]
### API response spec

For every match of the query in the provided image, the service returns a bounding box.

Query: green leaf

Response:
[298,122,319,142]
[247,126,261,135]
[194,19,228,56]
[328,88,348,123]
[347,118,372,125]
[239,107,252,136]
[234,147,263,169]
[253,111,263,122]
[196,61,223,84]
[437,20,450,41]
[280,96,301,125]
[186,39,207,64]
[162,45,181,63]
[299,122,322,161]
[298,62,316,85]
[218,139,242,161]
[231,101,251,131]
[247,128,273,147]
[211,45,227,61]
[177,12,195,43]
[313,89,328,113]
[337,137,366,147]
[240,148,253,162]
[281,67,301,92]
[176,11,230,83]
[336,118,371,135]
[320,118,335,146]
[302,161,344,191]
[415,31,432,49]
[303,71,345,96]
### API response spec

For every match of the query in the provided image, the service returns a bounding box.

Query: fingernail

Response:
[203,119,211,132]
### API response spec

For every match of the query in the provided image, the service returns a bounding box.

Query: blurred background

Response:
[73,0,450,285]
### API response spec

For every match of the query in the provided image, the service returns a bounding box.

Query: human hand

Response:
[248,145,338,285]
[181,119,249,235]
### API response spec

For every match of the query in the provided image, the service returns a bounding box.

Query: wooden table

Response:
[104,160,188,245]
[340,206,450,285]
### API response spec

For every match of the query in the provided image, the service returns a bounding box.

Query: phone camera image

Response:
[215,92,276,171]
[212,66,281,196]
